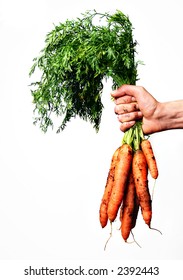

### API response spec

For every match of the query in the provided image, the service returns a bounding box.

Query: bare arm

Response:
[111,85,183,134]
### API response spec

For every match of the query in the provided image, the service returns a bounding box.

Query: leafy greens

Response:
[29,10,139,133]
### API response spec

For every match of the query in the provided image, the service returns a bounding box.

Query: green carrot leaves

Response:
[29,10,139,133]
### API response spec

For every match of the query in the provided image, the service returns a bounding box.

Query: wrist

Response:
[156,101,183,131]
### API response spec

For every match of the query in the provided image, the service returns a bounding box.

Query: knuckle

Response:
[123,113,131,119]
[123,96,131,103]
[120,123,126,132]
[114,105,119,114]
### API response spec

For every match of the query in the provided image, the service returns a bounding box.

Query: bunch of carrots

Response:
[99,121,159,245]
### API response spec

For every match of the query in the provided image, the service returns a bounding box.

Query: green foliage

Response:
[122,121,145,151]
[29,10,139,133]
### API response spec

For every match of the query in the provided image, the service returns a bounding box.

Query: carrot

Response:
[120,172,137,241]
[99,147,120,228]
[141,139,158,179]
[131,195,139,230]
[132,149,152,227]
[107,144,133,222]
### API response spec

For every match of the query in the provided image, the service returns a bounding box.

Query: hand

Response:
[111,85,161,134]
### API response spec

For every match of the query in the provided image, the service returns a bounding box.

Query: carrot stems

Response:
[122,121,145,152]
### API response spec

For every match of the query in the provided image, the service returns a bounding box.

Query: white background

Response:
[0,0,183,262]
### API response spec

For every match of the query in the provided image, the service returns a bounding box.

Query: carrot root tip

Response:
[104,222,113,251]
[131,230,142,248]
[149,226,162,235]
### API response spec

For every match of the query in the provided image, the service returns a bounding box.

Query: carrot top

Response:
[122,121,145,152]
[29,10,139,133]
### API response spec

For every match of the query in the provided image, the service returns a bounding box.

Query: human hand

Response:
[111,85,161,134]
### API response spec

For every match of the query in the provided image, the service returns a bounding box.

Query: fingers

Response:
[111,84,139,99]
[114,95,143,132]
[116,109,143,132]
[114,101,143,132]
[111,85,153,133]
[119,121,136,132]
[117,111,143,123]
[117,111,142,132]
[114,95,136,105]
[114,102,139,115]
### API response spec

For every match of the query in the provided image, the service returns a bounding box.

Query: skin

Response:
[111,85,183,134]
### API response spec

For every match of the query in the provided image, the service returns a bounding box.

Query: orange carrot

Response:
[131,194,139,230]
[141,139,158,179]
[99,147,120,228]
[121,172,137,241]
[107,144,133,222]
[132,149,152,227]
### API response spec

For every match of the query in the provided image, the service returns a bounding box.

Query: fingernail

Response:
[111,90,117,96]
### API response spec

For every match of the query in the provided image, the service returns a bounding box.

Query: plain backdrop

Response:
[0,0,183,261]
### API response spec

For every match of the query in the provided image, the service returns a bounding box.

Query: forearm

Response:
[156,100,183,131]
